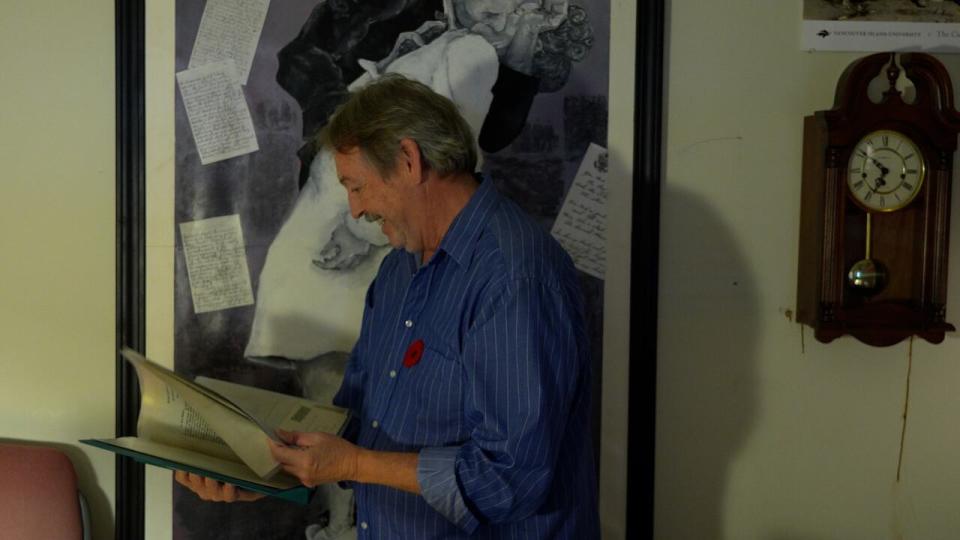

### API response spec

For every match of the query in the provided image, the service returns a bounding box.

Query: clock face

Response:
[846,130,926,212]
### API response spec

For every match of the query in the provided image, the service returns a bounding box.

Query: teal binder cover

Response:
[81,438,314,505]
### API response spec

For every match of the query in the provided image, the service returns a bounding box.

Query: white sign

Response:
[179,214,255,314]
[551,143,608,280]
[188,0,271,84]
[803,20,960,52]
[176,61,259,165]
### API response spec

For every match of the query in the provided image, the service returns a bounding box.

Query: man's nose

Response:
[348,195,364,220]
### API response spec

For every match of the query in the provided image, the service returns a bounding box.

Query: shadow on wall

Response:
[0,437,114,540]
[655,184,759,539]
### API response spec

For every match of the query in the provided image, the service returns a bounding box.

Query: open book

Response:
[82,348,349,504]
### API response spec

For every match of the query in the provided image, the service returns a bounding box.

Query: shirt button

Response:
[360,521,368,530]
[404,319,414,328]
[389,370,397,378]
[371,420,379,429]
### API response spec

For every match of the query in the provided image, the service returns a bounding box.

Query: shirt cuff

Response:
[417,446,479,534]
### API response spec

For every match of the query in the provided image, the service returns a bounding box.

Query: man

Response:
[178,74,599,538]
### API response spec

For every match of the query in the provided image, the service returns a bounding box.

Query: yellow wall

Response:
[145,0,176,537]
[659,2,960,539]
[599,0,635,537]
[0,2,116,539]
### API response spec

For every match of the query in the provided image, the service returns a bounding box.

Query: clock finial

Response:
[885,54,901,98]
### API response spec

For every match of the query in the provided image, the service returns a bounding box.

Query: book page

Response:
[176,60,259,165]
[179,214,255,314]
[188,0,271,85]
[197,376,348,436]
[551,143,608,279]
[135,362,239,463]
[122,348,280,479]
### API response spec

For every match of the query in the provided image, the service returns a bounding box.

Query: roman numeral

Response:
[865,191,873,201]
[906,168,917,174]
[853,180,864,190]
[850,168,861,173]
[880,197,885,208]
[903,182,914,191]
[882,135,889,146]
[905,153,915,161]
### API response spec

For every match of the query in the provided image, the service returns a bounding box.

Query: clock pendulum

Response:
[844,129,924,294]
[847,211,886,292]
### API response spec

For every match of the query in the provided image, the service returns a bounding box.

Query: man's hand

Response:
[173,471,265,503]
[269,428,361,487]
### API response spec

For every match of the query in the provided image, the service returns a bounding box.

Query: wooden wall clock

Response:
[797,52,960,346]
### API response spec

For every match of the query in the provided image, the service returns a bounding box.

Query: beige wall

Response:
[659,2,960,539]
[0,2,116,539]
[145,0,176,537]
[599,0,635,538]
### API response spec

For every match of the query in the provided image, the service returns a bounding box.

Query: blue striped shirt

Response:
[334,176,599,539]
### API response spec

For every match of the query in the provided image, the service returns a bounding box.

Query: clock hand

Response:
[869,157,890,176]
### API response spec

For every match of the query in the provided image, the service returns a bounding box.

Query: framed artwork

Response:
[116,1,662,538]
[802,0,960,51]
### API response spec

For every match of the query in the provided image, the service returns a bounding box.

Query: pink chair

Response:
[0,443,87,540]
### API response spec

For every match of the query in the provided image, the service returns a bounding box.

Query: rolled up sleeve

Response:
[417,446,480,533]
[417,277,583,532]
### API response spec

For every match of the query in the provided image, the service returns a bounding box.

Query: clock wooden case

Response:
[797,52,960,346]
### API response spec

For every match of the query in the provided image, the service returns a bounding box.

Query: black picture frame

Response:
[628,1,664,538]
[114,1,664,538]
[115,0,146,538]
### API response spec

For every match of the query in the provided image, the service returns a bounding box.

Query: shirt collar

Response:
[433,174,500,269]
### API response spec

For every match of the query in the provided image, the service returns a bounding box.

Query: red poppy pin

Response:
[403,339,425,368]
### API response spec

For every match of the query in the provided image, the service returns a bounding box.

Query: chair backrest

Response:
[0,443,84,540]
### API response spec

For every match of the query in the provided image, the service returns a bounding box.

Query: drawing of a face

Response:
[453,0,527,33]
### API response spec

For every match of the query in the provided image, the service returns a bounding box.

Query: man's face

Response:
[334,147,419,254]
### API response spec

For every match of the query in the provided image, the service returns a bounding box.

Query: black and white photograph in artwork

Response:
[172,1,611,539]
[805,0,960,22]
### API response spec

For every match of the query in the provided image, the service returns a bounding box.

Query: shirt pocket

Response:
[402,335,465,447]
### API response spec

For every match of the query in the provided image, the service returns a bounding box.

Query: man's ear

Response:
[397,138,425,184]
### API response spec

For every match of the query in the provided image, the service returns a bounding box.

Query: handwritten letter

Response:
[179,214,255,314]
[188,0,271,84]
[176,61,259,165]
[551,143,608,280]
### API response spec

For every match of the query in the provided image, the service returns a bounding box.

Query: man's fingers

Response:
[202,476,223,501]
[270,439,298,463]
[275,428,298,444]
[275,429,324,447]
[237,488,267,502]
[185,472,206,491]
[221,482,239,502]
[174,470,192,488]
[173,471,263,503]
[292,431,325,446]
